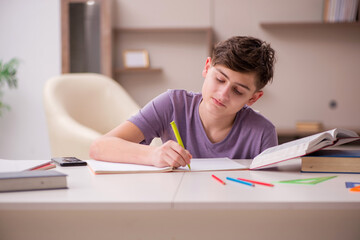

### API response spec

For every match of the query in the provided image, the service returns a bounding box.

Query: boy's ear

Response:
[247,90,263,106]
[202,57,212,77]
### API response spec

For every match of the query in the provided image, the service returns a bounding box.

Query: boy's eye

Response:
[217,78,225,83]
[233,88,242,95]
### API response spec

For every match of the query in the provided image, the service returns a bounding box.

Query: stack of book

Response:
[323,0,360,22]
[301,149,360,173]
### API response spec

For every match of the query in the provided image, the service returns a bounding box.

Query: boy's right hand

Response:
[150,140,192,168]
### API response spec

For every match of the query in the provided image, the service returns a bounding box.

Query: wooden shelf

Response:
[277,128,360,136]
[114,27,212,33]
[260,21,360,28]
[113,27,213,56]
[114,68,162,74]
[277,128,360,144]
[277,129,324,138]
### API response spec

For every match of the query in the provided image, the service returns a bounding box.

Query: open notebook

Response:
[0,159,53,172]
[87,158,248,174]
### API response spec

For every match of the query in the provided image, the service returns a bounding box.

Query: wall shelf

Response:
[277,128,360,145]
[113,27,213,56]
[260,21,360,28]
[115,27,213,33]
[114,68,162,74]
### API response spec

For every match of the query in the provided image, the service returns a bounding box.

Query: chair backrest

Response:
[44,73,140,159]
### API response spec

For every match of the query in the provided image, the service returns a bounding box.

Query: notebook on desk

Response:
[0,159,53,172]
[87,158,248,174]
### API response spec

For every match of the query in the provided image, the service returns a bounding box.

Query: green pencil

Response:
[170,121,191,170]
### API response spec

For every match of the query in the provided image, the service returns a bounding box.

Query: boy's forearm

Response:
[89,136,154,166]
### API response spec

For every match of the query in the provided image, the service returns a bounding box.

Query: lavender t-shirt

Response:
[129,89,277,159]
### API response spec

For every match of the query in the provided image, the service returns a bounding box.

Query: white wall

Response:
[0,0,60,159]
[113,0,211,28]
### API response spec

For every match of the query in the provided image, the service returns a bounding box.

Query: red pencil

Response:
[237,178,274,187]
[31,163,56,171]
[212,174,226,185]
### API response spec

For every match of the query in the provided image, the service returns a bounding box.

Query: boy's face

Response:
[201,57,263,118]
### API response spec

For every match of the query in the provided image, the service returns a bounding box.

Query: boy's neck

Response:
[198,101,236,143]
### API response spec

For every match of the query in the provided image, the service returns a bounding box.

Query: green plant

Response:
[0,58,20,116]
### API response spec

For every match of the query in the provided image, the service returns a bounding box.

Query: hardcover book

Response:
[301,149,360,173]
[0,170,67,192]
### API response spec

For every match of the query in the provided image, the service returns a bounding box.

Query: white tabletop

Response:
[0,165,184,210]
[175,159,360,210]
[0,159,359,210]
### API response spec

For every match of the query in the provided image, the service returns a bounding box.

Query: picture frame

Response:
[123,50,150,69]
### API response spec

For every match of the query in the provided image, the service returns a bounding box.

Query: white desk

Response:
[0,160,360,240]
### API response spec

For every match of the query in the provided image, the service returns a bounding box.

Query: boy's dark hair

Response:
[211,36,276,90]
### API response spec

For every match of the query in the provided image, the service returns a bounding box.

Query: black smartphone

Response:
[51,157,87,167]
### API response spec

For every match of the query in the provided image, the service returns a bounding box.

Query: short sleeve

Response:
[260,125,278,153]
[128,91,174,145]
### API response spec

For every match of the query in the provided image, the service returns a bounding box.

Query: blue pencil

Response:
[226,177,254,187]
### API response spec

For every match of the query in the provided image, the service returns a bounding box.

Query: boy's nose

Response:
[219,85,230,101]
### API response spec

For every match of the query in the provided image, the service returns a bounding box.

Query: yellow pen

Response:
[170,121,191,170]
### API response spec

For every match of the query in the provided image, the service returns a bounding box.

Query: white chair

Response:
[43,73,145,159]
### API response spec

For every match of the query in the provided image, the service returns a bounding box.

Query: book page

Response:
[329,128,360,147]
[333,128,359,138]
[250,130,335,169]
[87,158,248,174]
[174,158,248,172]
[331,138,360,147]
[250,143,309,169]
[87,160,173,174]
[255,132,326,158]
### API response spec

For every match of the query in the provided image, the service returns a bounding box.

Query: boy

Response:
[90,36,277,168]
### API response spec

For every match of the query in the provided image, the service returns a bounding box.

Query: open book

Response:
[87,158,248,174]
[250,128,360,169]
